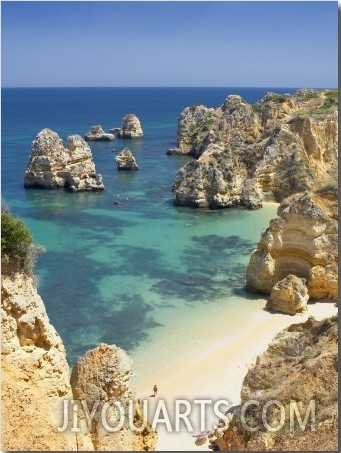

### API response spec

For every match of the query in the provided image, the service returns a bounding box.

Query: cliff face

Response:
[246,191,338,301]
[1,266,156,451]
[71,344,157,451]
[214,316,338,451]
[170,90,338,209]
[24,128,105,191]
[1,270,78,450]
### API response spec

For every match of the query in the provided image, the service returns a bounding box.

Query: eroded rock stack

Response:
[24,128,105,191]
[170,90,338,209]
[85,125,115,141]
[246,191,338,301]
[115,148,139,171]
[118,114,143,139]
[70,343,157,451]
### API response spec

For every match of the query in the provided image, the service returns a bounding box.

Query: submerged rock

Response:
[246,191,338,300]
[118,114,143,138]
[84,125,115,141]
[266,274,309,314]
[115,147,139,171]
[170,90,338,209]
[24,128,104,191]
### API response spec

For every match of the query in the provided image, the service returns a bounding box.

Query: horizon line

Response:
[2,85,336,90]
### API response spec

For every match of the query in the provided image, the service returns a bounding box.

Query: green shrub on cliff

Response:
[1,207,45,273]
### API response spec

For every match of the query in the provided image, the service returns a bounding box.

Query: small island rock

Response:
[84,125,115,141]
[24,128,104,191]
[117,114,143,138]
[115,147,139,171]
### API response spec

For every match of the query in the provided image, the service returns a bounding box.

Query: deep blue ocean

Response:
[2,87,297,367]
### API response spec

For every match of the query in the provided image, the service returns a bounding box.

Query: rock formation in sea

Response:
[213,316,338,451]
[115,147,139,171]
[117,114,143,139]
[24,128,105,191]
[85,125,115,141]
[71,344,157,451]
[1,213,156,451]
[246,190,338,301]
[170,89,338,209]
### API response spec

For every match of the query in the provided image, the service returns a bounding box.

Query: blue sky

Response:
[1,1,338,87]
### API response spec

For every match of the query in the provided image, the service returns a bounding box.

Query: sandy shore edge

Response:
[136,301,337,451]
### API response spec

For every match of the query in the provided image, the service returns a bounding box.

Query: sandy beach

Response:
[134,301,338,451]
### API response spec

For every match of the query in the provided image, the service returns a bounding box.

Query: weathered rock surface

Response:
[118,114,143,139]
[24,128,105,191]
[1,270,79,450]
[85,125,115,141]
[109,127,123,136]
[115,148,139,171]
[1,223,156,450]
[71,343,157,451]
[170,90,338,209]
[246,191,338,300]
[266,274,309,315]
[214,316,338,451]
[1,268,156,451]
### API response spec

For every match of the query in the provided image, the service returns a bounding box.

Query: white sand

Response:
[134,301,337,451]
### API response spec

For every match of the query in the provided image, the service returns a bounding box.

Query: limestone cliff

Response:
[71,344,157,451]
[24,128,105,191]
[246,191,338,301]
[170,89,338,209]
[214,316,338,451]
[1,213,156,451]
[1,268,79,450]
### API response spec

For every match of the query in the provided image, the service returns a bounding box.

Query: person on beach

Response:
[153,384,158,397]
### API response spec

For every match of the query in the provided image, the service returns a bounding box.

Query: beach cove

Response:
[2,87,337,451]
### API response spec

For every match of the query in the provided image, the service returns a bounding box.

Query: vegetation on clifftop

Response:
[1,205,44,274]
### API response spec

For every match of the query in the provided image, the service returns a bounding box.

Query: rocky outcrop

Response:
[1,270,79,450]
[85,125,115,141]
[1,268,157,451]
[71,344,157,451]
[115,148,139,171]
[266,274,309,315]
[24,129,105,191]
[1,215,156,451]
[214,316,338,451]
[170,90,338,209]
[167,104,219,157]
[246,191,338,300]
[117,114,143,139]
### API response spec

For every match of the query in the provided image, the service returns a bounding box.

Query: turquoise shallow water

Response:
[1,87,291,365]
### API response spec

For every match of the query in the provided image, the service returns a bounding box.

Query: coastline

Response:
[133,300,337,451]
